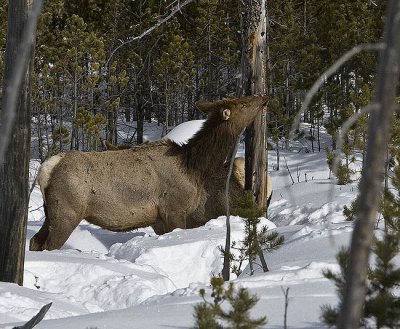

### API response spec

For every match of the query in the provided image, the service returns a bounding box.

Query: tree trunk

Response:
[0,0,34,285]
[136,97,144,145]
[70,72,78,150]
[337,1,400,328]
[239,0,269,274]
[241,0,268,208]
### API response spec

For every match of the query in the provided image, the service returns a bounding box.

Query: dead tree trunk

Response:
[337,1,400,328]
[239,0,270,274]
[0,0,36,285]
[240,0,268,208]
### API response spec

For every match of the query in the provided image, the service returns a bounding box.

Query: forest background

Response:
[0,0,388,164]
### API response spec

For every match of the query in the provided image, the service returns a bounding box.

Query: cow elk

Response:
[30,96,267,251]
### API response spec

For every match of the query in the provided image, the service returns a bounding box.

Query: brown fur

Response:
[30,96,267,251]
[104,140,131,150]
[104,141,273,228]
[103,142,251,227]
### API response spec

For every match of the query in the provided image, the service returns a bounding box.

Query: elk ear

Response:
[195,100,216,114]
[221,109,231,120]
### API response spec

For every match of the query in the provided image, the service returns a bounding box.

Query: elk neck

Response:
[180,118,239,178]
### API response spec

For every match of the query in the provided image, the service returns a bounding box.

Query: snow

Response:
[0,122,360,328]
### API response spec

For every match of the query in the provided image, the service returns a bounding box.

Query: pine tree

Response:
[320,248,350,326]
[227,192,284,276]
[154,18,195,134]
[322,159,400,327]
[321,238,400,328]
[193,277,267,329]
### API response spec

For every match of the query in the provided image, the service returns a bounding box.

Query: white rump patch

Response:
[37,153,65,202]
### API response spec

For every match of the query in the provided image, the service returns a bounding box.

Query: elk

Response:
[186,157,273,229]
[104,142,272,228]
[30,96,267,251]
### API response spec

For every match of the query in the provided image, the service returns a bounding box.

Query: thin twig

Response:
[105,0,195,67]
[331,104,378,181]
[283,155,295,185]
[222,130,244,281]
[0,0,44,164]
[325,104,377,244]
[289,43,385,140]
[281,286,290,329]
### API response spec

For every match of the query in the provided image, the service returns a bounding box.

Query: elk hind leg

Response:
[30,203,81,251]
[30,204,51,251]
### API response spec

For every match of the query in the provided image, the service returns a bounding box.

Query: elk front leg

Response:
[161,211,187,233]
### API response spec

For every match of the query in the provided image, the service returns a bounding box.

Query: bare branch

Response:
[331,104,378,182]
[14,302,52,329]
[222,131,243,282]
[289,43,385,140]
[105,0,195,67]
[0,0,43,164]
[281,286,290,329]
[325,104,376,245]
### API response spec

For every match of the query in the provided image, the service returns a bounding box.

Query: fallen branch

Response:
[13,302,52,329]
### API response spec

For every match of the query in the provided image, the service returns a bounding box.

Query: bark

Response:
[337,1,400,328]
[70,72,78,150]
[0,0,36,285]
[136,97,144,145]
[241,0,268,208]
[240,0,269,274]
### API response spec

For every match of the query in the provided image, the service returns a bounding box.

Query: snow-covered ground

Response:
[0,122,360,328]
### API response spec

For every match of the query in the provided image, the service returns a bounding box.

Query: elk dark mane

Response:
[181,114,237,177]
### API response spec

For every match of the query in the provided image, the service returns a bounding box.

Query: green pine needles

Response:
[225,191,284,277]
[322,173,400,327]
[193,277,267,329]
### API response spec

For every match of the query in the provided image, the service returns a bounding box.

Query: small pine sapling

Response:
[193,277,267,329]
[325,147,354,185]
[320,248,350,326]
[325,147,334,179]
[343,181,362,221]
[335,162,353,185]
[226,192,284,276]
[364,234,400,328]
[321,211,400,327]
[343,197,358,221]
